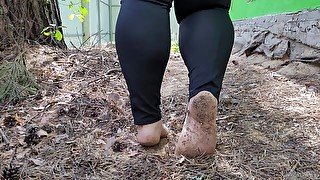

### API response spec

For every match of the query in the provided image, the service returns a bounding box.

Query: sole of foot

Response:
[175,91,218,158]
[137,120,169,146]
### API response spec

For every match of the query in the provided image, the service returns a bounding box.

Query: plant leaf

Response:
[43,31,51,36]
[41,26,51,34]
[68,14,75,21]
[77,14,85,22]
[68,1,73,9]
[79,6,88,16]
[54,30,63,41]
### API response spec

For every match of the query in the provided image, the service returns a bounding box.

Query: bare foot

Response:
[175,91,218,158]
[137,120,169,146]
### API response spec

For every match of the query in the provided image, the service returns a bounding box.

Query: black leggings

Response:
[115,0,234,125]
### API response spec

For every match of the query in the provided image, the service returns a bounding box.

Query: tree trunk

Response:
[0,0,67,49]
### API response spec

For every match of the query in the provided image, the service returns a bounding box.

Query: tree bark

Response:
[0,0,67,49]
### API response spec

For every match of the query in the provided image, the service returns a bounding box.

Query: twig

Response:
[87,77,104,85]
[0,127,10,144]
[87,68,121,85]
[70,41,81,51]
[79,30,103,49]
[106,68,121,75]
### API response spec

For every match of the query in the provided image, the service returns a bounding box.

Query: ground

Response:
[0,45,319,179]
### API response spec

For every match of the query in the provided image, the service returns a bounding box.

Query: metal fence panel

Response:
[58,0,84,47]
[59,0,179,47]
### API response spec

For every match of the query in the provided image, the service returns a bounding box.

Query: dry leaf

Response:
[55,134,69,143]
[96,139,106,145]
[108,93,120,103]
[128,150,139,157]
[104,136,116,151]
[16,126,26,134]
[37,129,48,137]
[17,149,29,159]
[40,116,51,125]
[177,156,186,165]
[14,114,24,125]
[30,158,45,166]
[128,139,140,146]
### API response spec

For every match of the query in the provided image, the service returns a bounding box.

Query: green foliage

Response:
[42,0,90,41]
[54,29,63,41]
[171,42,180,53]
[0,52,39,104]
[41,24,66,42]
[67,0,89,22]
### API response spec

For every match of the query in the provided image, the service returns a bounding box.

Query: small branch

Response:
[70,41,81,51]
[106,68,122,75]
[0,127,10,144]
[79,30,103,48]
[86,68,122,85]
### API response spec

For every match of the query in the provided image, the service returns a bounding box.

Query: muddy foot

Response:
[137,120,169,146]
[175,91,218,158]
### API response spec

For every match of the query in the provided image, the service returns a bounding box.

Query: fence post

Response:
[82,0,90,45]
[108,0,113,43]
[97,0,102,45]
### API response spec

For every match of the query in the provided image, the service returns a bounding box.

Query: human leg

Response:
[115,0,171,145]
[178,7,234,100]
[174,5,234,157]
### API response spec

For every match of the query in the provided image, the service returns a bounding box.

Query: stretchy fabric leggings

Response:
[116,0,234,125]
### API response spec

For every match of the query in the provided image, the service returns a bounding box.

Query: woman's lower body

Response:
[115,0,234,157]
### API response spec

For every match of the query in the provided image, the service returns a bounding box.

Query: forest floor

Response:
[0,45,319,179]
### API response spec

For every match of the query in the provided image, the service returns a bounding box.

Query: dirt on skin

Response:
[191,92,217,122]
[175,91,218,158]
[0,45,319,179]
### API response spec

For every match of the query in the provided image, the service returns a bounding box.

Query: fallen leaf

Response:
[55,134,69,143]
[16,126,26,134]
[30,158,45,166]
[40,116,51,125]
[104,136,116,151]
[128,139,140,146]
[17,149,29,159]
[18,136,27,146]
[177,156,186,165]
[108,93,120,103]
[14,114,25,125]
[128,150,139,157]
[96,139,106,145]
[37,129,48,137]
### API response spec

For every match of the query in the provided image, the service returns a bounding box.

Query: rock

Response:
[261,60,285,69]
[277,62,320,76]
